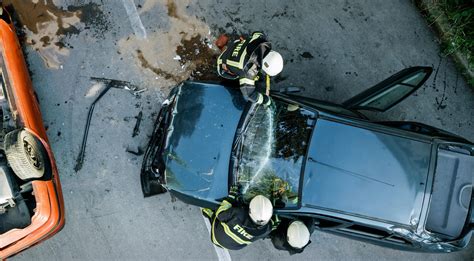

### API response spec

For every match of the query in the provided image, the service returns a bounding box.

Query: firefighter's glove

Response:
[271,215,281,231]
[229,185,239,198]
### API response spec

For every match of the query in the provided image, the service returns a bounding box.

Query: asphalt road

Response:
[9,0,474,260]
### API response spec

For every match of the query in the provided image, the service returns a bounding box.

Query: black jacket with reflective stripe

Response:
[211,199,272,250]
[218,32,271,79]
[270,217,315,255]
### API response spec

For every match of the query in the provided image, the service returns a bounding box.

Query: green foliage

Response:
[435,0,474,70]
[469,77,474,86]
[239,169,298,207]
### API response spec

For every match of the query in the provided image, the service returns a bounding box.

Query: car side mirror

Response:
[279,86,305,94]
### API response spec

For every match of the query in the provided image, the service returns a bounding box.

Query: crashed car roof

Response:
[302,118,431,226]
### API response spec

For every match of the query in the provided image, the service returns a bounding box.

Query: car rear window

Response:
[235,99,315,208]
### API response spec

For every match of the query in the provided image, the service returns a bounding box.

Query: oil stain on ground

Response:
[3,0,109,69]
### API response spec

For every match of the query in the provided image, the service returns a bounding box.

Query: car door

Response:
[272,92,369,119]
[342,67,432,112]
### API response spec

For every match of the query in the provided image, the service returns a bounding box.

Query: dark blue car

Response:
[141,67,474,253]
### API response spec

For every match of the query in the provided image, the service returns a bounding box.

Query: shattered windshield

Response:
[234,99,315,208]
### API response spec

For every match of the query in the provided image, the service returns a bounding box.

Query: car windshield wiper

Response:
[231,102,262,184]
[233,103,259,149]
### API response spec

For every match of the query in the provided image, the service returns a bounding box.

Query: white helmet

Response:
[262,51,283,76]
[287,221,310,249]
[249,195,273,226]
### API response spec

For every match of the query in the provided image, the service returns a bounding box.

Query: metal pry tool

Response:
[74,77,146,172]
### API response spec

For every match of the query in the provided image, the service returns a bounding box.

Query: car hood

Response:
[302,118,432,226]
[163,82,246,202]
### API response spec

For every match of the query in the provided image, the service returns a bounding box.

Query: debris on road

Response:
[90,77,147,96]
[176,34,219,81]
[136,50,182,82]
[74,77,145,172]
[132,111,143,137]
[126,145,144,156]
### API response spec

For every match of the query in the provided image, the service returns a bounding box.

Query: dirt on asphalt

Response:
[118,0,218,87]
[3,0,108,69]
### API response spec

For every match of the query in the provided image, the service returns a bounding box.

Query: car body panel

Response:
[143,75,473,252]
[0,13,64,259]
[425,147,473,238]
[303,118,431,225]
[163,82,245,203]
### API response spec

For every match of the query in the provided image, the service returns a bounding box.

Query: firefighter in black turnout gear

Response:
[202,186,274,250]
[270,217,314,255]
[216,32,284,105]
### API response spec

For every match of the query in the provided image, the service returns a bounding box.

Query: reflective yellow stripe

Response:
[221,222,251,245]
[224,33,262,70]
[217,53,223,68]
[202,208,213,218]
[211,200,233,248]
[256,94,264,104]
[226,44,248,69]
[237,47,247,68]
[226,59,240,68]
[224,33,260,70]
[239,78,255,85]
[217,53,224,76]
[249,32,263,42]
[211,220,225,248]
[265,75,270,95]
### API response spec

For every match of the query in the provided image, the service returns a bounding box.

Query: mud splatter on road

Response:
[166,0,179,19]
[176,35,218,81]
[136,50,181,82]
[3,0,80,36]
[67,4,109,38]
[118,0,218,86]
[4,0,80,68]
[4,0,108,69]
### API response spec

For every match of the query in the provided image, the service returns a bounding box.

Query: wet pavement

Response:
[6,0,474,260]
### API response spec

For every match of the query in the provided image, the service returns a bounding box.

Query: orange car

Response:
[0,8,64,259]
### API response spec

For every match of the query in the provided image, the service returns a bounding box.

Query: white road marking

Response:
[201,209,232,261]
[121,0,147,39]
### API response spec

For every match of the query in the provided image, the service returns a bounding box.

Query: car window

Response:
[358,84,412,110]
[342,67,432,112]
[284,94,364,118]
[401,72,427,86]
[235,99,315,208]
